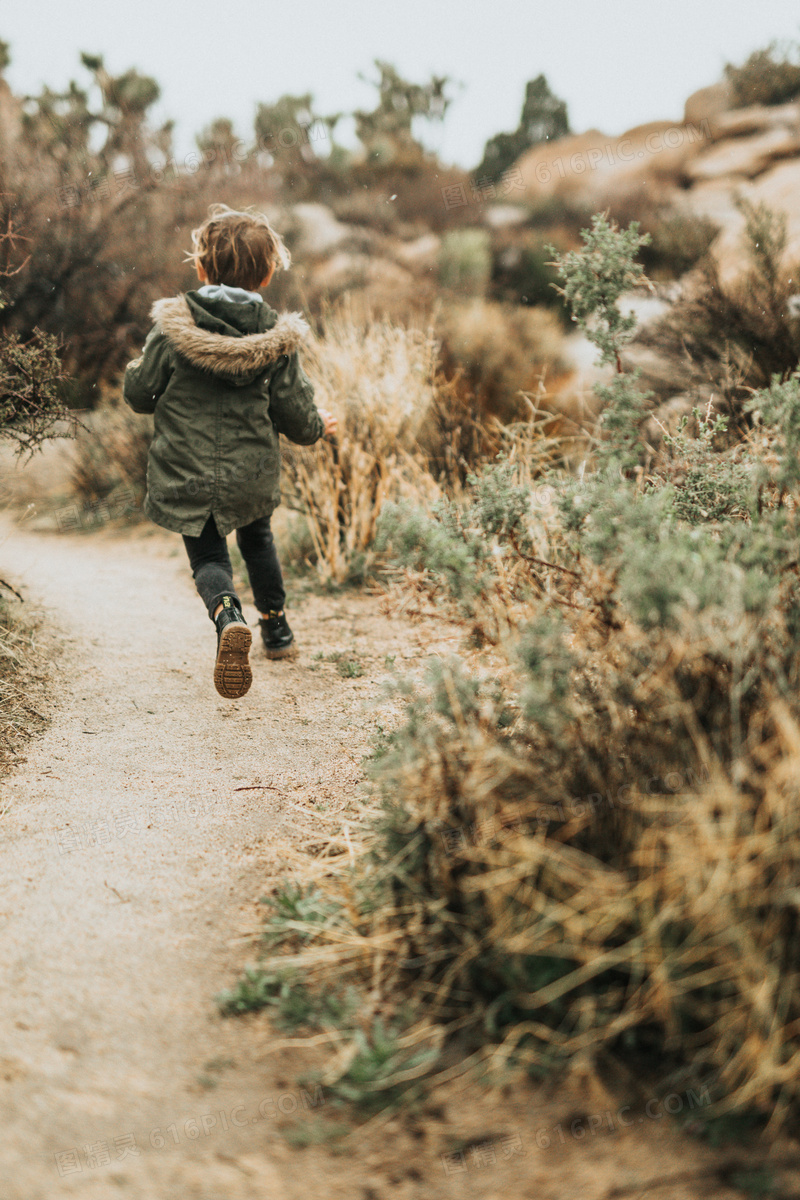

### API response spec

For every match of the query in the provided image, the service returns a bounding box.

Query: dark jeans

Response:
[182,512,286,621]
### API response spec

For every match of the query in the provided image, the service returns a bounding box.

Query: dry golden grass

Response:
[281,303,443,583]
[0,596,46,776]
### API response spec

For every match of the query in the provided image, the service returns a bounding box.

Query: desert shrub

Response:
[490,234,570,316]
[0,327,70,455]
[434,299,568,424]
[0,593,47,773]
[638,197,800,420]
[437,228,492,294]
[228,214,800,1131]
[724,41,800,108]
[640,210,720,279]
[68,400,151,514]
[0,219,72,455]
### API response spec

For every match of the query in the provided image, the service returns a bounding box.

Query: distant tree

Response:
[1,49,190,388]
[353,60,454,167]
[475,74,570,183]
[254,92,343,187]
[78,53,166,180]
[196,117,243,176]
[18,52,166,181]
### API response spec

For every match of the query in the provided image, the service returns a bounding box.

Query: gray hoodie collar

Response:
[197,282,263,305]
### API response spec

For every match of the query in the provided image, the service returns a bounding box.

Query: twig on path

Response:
[0,577,23,602]
[103,880,129,903]
[233,785,281,791]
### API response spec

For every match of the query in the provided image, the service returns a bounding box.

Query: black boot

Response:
[213,596,252,698]
[259,609,294,660]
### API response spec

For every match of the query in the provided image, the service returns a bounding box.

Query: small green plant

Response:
[438,228,492,294]
[217,968,355,1028]
[325,1019,439,1113]
[548,212,653,469]
[661,402,751,523]
[728,1168,776,1197]
[336,657,364,678]
[280,1118,350,1149]
[322,650,366,677]
[263,883,343,946]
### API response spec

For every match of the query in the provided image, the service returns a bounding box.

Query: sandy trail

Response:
[0,510,779,1200]
[0,513,429,1199]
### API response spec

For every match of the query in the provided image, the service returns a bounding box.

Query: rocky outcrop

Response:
[685,126,800,183]
[512,88,800,289]
[515,120,713,210]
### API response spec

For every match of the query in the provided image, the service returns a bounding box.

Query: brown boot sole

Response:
[214,624,253,699]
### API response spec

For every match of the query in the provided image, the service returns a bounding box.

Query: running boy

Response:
[123,203,337,700]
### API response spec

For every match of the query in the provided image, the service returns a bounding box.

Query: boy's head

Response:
[190,204,290,291]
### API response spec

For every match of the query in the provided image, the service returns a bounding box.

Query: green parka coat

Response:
[123,290,324,537]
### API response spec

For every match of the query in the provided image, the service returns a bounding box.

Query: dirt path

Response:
[0,513,441,1199]
[0,511,780,1200]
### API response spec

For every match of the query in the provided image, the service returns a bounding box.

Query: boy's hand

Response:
[318,408,338,438]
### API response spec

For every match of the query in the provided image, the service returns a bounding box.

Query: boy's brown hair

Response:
[190,204,291,291]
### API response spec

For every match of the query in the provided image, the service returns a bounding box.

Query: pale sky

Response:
[3,0,800,169]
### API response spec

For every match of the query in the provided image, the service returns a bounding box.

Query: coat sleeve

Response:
[268,351,325,446]
[123,326,174,414]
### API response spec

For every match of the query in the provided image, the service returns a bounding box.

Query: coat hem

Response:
[143,496,279,538]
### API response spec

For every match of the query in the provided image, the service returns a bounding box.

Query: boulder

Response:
[686,127,800,183]
[289,203,353,258]
[707,100,800,140]
[677,177,742,229]
[691,159,800,289]
[516,129,609,202]
[310,251,415,297]
[483,203,531,229]
[684,79,735,127]
[393,233,441,272]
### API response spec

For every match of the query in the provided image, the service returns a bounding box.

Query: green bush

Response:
[490,237,569,317]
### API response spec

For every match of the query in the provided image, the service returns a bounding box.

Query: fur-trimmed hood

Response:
[151,295,310,379]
